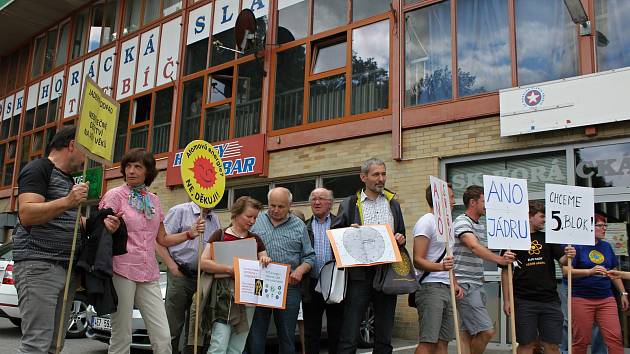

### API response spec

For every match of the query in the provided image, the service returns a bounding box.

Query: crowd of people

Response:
[10,126,630,354]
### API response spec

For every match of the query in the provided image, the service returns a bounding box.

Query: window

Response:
[278,0,307,44]
[595,0,630,72]
[234,185,269,205]
[123,0,142,35]
[273,45,305,129]
[56,22,71,67]
[184,38,208,75]
[72,9,89,59]
[178,78,203,148]
[313,0,347,34]
[405,1,452,106]
[275,179,316,203]
[234,61,263,137]
[101,0,120,45]
[114,102,130,162]
[163,0,182,16]
[43,29,58,74]
[312,41,346,74]
[309,75,345,122]
[575,143,630,189]
[31,36,46,78]
[515,0,577,86]
[323,174,363,199]
[130,94,152,149]
[152,87,173,154]
[89,4,105,53]
[456,0,510,96]
[351,20,389,115]
[143,0,161,25]
[353,0,390,22]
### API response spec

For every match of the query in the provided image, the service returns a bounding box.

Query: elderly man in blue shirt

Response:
[156,202,220,354]
[246,187,316,354]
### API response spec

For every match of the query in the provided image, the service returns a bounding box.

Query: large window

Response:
[351,20,389,115]
[595,0,630,72]
[87,0,121,53]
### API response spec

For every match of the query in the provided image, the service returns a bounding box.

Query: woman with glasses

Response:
[565,213,628,354]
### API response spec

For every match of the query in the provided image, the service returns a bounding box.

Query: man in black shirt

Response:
[500,201,575,354]
[12,126,120,354]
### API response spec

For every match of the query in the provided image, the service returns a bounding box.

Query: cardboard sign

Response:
[180,140,226,208]
[430,176,454,244]
[326,225,402,267]
[483,175,531,250]
[545,184,594,246]
[76,77,119,164]
[234,258,290,309]
[72,167,103,200]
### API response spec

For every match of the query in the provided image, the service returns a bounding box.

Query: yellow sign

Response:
[76,77,119,164]
[181,140,226,208]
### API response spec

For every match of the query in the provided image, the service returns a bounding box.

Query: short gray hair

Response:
[309,187,334,201]
[360,158,386,175]
[268,187,293,204]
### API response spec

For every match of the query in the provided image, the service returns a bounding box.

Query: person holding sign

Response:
[500,201,575,354]
[565,213,628,354]
[452,185,515,354]
[13,126,120,354]
[100,149,202,354]
[412,184,464,354]
[331,158,406,354]
[198,196,271,354]
[247,187,316,354]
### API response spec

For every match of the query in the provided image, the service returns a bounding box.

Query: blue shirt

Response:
[311,214,333,278]
[251,212,316,272]
[572,240,618,299]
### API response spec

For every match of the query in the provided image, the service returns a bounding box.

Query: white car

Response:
[0,242,90,338]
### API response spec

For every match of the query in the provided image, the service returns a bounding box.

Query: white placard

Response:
[545,184,594,246]
[234,258,290,309]
[157,17,181,87]
[26,83,39,111]
[3,94,14,120]
[326,225,402,267]
[483,175,531,250]
[213,0,239,35]
[187,3,211,45]
[430,176,454,244]
[98,46,116,95]
[51,71,65,100]
[37,77,52,106]
[83,54,100,82]
[64,61,84,117]
[135,26,160,94]
[116,36,139,99]
[13,90,24,117]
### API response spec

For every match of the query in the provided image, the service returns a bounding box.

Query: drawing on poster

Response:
[327,225,401,267]
[342,226,386,263]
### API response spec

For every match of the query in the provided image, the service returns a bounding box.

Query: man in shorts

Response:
[500,201,575,354]
[453,185,515,354]
[412,183,463,354]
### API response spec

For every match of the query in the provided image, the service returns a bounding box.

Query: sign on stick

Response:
[483,175,531,250]
[180,140,226,209]
[545,184,594,245]
[429,176,454,244]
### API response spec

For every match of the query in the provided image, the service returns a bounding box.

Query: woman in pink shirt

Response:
[100,149,204,354]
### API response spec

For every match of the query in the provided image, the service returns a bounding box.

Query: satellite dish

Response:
[235,9,257,52]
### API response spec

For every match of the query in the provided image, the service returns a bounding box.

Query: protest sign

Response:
[76,77,119,164]
[483,175,531,250]
[234,258,290,309]
[430,176,454,244]
[545,184,594,245]
[180,140,226,209]
[327,225,401,267]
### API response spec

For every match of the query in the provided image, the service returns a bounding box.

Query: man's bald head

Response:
[267,187,292,224]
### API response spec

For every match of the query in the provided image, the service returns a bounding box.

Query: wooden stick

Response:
[445,244,462,354]
[55,158,88,354]
[568,252,573,354]
[193,210,206,354]
[507,261,517,354]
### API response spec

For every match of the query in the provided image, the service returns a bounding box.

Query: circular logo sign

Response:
[180,140,226,209]
[588,250,605,264]
[522,87,544,107]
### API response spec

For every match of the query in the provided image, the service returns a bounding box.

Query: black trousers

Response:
[303,278,345,354]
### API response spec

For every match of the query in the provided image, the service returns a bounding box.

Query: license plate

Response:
[92,317,111,331]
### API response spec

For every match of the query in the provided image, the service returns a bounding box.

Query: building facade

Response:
[1,0,630,346]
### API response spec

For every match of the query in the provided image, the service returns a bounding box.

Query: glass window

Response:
[211,25,236,67]
[575,143,630,188]
[32,131,44,152]
[88,3,105,52]
[313,41,346,74]
[143,0,161,24]
[207,67,234,103]
[323,174,363,199]
[72,10,89,59]
[309,74,345,122]
[102,0,120,45]
[56,22,70,67]
[313,0,347,34]
[275,179,316,202]
[274,45,305,130]
[10,113,20,137]
[132,94,152,124]
[35,103,47,127]
[456,0,510,96]
[4,162,13,186]
[185,39,208,75]
[123,0,142,35]
[114,102,130,162]
[405,1,452,106]
[234,61,263,138]
[353,0,390,22]
[595,0,630,71]
[24,108,35,132]
[278,0,307,44]
[7,140,16,159]
[47,97,60,123]
[31,36,46,78]
[214,191,229,210]
[204,104,230,143]
[234,185,269,205]
[178,78,203,148]
[43,29,58,74]
[163,0,182,16]
[515,0,577,86]
[6,52,19,92]
[1,116,10,139]
[351,20,389,115]
[16,46,29,89]
[152,87,173,154]
[44,127,56,152]
[130,125,148,149]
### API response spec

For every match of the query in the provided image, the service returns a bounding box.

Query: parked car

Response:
[0,242,90,338]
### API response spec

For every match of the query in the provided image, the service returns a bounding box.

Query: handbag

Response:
[373,246,419,295]
[408,248,447,307]
[315,260,347,304]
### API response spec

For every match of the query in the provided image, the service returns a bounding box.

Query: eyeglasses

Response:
[595,223,608,228]
[310,197,332,202]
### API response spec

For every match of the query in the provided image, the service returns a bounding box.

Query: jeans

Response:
[302,278,344,354]
[13,260,78,354]
[246,286,302,354]
[337,278,397,354]
[165,271,197,354]
[558,283,608,354]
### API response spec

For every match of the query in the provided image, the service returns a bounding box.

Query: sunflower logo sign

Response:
[181,140,226,208]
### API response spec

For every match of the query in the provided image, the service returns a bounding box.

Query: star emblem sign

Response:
[522,88,544,107]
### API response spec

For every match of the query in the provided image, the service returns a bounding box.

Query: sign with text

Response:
[545,184,594,246]
[72,167,103,200]
[180,140,226,208]
[234,258,290,309]
[76,77,119,164]
[166,134,266,186]
[429,176,454,244]
[483,175,531,250]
